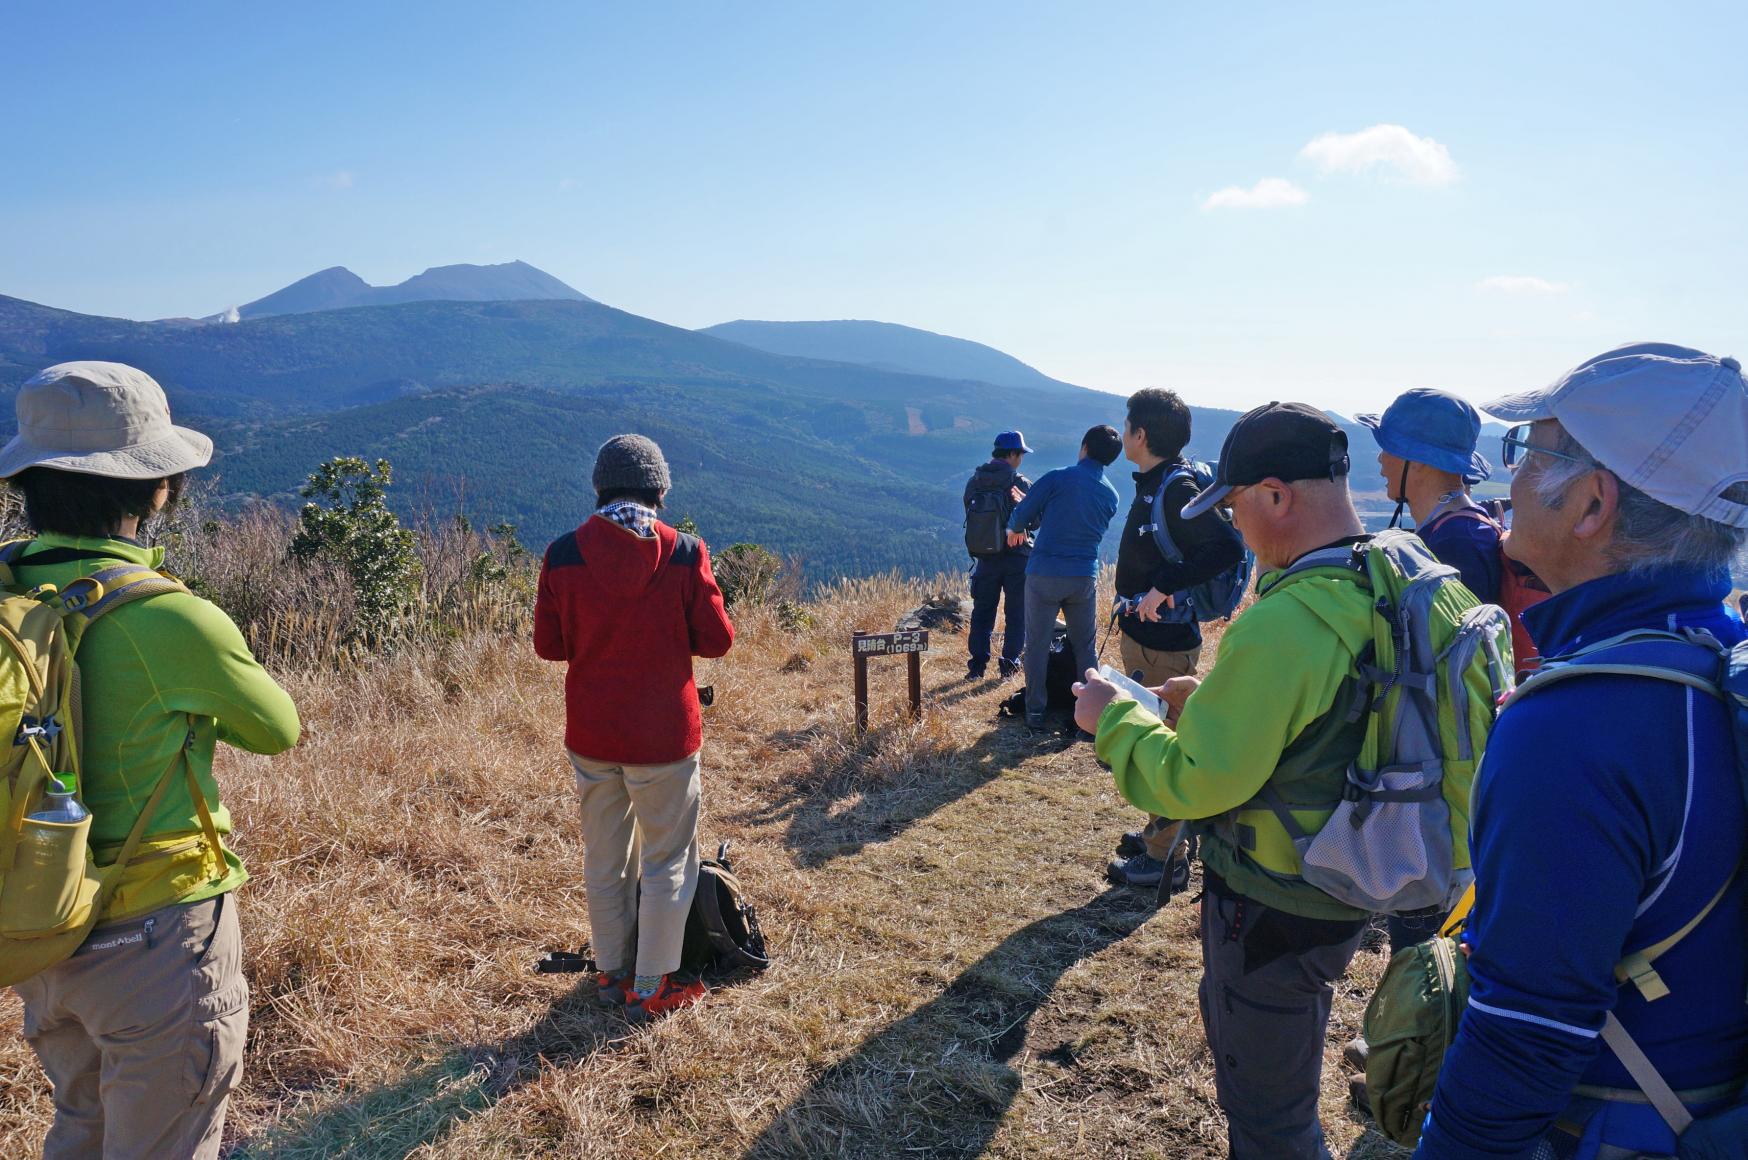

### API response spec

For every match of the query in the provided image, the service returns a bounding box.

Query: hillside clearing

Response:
[0,574,1406,1159]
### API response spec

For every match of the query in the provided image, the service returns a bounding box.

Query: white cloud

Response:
[1201,178,1310,211]
[1477,275,1571,295]
[1299,124,1458,186]
[311,170,355,190]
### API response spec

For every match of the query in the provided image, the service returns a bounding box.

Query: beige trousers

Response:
[1117,638,1203,863]
[14,894,248,1160]
[569,749,702,979]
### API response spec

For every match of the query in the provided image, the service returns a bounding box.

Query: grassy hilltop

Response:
[0,503,1404,1159]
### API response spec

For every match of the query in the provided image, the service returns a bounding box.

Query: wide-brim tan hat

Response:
[0,361,213,480]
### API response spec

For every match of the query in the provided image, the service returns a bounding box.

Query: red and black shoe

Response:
[625,976,707,1024]
[596,971,634,1007]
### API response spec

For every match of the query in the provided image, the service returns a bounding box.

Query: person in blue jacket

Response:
[1416,343,1748,1158]
[1005,425,1122,731]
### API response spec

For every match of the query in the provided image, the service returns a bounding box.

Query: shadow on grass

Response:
[731,720,1065,869]
[233,977,625,1160]
[741,886,1153,1160]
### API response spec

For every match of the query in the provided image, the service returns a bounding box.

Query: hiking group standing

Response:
[1072,343,1748,1159]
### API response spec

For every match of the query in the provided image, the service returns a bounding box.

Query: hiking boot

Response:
[596,971,634,1007]
[625,975,707,1024]
[1115,830,1147,858]
[1342,1036,1369,1073]
[1025,713,1050,734]
[1107,853,1166,888]
[966,659,987,681]
[998,658,1021,680]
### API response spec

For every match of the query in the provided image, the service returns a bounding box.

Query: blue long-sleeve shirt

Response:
[1416,566,1748,1158]
[1006,457,1120,578]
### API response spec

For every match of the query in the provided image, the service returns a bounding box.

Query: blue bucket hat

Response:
[1356,387,1492,483]
[994,430,1034,454]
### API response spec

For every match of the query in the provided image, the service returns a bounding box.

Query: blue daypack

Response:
[1504,626,1748,1152]
[1139,461,1254,623]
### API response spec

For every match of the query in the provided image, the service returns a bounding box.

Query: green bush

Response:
[290,457,421,641]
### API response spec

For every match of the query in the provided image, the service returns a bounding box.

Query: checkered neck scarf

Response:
[597,500,658,538]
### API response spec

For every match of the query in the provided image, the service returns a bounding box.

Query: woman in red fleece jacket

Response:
[534,434,734,1021]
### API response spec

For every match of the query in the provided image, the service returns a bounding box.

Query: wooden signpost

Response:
[851,629,929,734]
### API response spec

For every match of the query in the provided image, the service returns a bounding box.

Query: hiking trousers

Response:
[570,749,702,980]
[1116,638,1201,863]
[1199,875,1366,1160]
[1022,574,1097,719]
[14,893,248,1160]
[967,555,1027,667]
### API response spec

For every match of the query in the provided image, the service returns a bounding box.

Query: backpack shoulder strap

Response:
[1614,863,1738,1001]
[75,565,189,625]
[1140,466,1196,564]
[1262,542,1370,595]
[1505,630,1726,709]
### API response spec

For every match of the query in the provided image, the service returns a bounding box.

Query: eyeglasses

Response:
[1500,424,1594,470]
[1214,485,1249,515]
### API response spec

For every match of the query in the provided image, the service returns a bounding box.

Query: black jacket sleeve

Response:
[1150,474,1245,595]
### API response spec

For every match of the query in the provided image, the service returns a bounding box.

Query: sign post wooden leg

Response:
[853,632,870,735]
[907,651,922,721]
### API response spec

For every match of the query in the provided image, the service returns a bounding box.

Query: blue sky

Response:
[4,1,1744,415]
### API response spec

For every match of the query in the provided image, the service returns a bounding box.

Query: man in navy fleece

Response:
[1416,344,1748,1158]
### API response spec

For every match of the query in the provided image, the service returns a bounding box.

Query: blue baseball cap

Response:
[1356,388,1491,483]
[994,430,1034,454]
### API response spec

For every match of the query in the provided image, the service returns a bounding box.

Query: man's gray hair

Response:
[1533,425,1748,576]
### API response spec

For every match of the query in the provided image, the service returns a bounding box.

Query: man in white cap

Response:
[1,362,301,1159]
[1415,344,1748,1157]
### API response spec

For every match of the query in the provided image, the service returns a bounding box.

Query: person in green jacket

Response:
[1073,402,1372,1160]
[0,362,301,1160]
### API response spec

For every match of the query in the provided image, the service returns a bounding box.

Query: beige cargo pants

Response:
[569,750,702,980]
[14,893,248,1160]
[1117,638,1202,863]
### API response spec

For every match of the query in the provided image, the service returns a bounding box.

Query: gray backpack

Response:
[1252,531,1514,914]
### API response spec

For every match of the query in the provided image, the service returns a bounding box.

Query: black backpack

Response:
[997,621,1079,721]
[964,471,1015,558]
[535,840,770,979]
[680,841,771,975]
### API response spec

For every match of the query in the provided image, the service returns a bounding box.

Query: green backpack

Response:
[1230,529,1515,913]
[0,541,199,986]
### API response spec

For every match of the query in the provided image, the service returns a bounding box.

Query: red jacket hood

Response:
[574,515,677,596]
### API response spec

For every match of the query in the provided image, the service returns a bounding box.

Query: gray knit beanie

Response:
[592,434,671,493]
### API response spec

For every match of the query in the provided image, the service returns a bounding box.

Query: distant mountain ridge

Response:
[228,260,592,320]
[0,281,1390,577]
[700,319,1077,394]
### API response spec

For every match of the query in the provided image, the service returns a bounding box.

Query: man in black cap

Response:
[1073,402,1373,1160]
[962,430,1035,680]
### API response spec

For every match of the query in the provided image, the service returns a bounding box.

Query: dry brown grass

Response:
[0,559,1407,1159]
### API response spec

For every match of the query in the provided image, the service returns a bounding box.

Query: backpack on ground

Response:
[1421,498,1551,671]
[964,472,1016,559]
[1364,627,1748,1150]
[997,620,1078,722]
[1245,529,1516,915]
[0,540,200,987]
[680,840,771,976]
[1140,461,1254,622]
